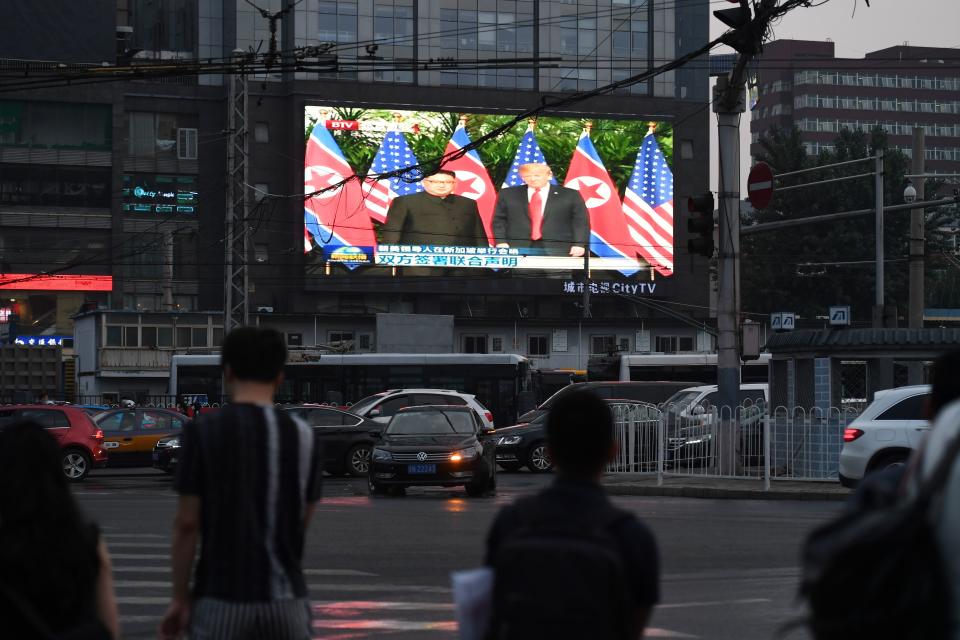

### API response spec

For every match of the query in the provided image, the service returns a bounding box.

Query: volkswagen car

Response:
[368,405,497,497]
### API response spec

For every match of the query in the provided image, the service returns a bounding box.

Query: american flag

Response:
[622,132,674,276]
[363,130,423,223]
[502,127,557,188]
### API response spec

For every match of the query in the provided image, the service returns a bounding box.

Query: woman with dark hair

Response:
[0,421,119,639]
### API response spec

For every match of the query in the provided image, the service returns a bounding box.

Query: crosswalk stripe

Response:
[103,533,168,539]
[109,553,168,560]
[114,581,448,593]
[658,598,771,609]
[312,619,458,632]
[110,567,377,577]
[105,542,169,548]
[313,601,454,612]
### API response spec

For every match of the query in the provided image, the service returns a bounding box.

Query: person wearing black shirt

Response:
[485,390,660,639]
[159,328,324,640]
[381,169,487,248]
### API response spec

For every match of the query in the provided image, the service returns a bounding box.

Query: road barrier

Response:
[606,402,861,487]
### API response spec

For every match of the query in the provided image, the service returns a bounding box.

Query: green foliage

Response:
[742,125,911,321]
[303,108,673,193]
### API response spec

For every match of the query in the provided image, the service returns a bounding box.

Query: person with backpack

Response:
[914,351,960,638]
[484,389,659,639]
[800,351,960,639]
[158,327,324,640]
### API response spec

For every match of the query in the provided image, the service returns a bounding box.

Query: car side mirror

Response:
[692,405,705,416]
[368,408,381,418]
[369,430,382,439]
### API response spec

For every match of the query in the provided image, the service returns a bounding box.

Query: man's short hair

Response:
[221,327,287,382]
[546,390,613,477]
[930,350,960,416]
[428,169,456,179]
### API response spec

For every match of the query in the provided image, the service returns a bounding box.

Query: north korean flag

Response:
[564,131,641,276]
[443,122,496,245]
[304,125,376,269]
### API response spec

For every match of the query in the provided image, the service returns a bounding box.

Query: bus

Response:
[169,352,533,426]
[610,353,770,384]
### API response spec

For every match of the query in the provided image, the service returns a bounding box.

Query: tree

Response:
[742,125,910,322]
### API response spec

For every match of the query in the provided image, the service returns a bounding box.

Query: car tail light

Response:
[484,411,493,424]
[843,428,864,443]
[93,428,104,442]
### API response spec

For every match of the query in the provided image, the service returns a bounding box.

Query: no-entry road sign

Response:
[748,161,774,209]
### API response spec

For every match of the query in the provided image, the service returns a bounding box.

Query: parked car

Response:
[368,405,497,497]
[348,389,495,428]
[495,413,551,473]
[0,405,107,481]
[94,408,186,468]
[660,384,769,466]
[838,384,931,487]
[497,400,661,473]
[153,435,181,474]
[519,381,702,423]
[281,404,382,476]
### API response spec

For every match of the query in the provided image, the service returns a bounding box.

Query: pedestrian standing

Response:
[0,420,119,639]
[484,390,659,639]
[159,327,324,640]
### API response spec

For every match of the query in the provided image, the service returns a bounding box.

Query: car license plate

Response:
[408,464,436,474]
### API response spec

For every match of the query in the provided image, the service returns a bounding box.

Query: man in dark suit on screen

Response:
[381,169,487,247]
[492,163,589,257]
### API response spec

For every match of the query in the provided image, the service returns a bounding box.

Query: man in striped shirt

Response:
[159,327,323,640]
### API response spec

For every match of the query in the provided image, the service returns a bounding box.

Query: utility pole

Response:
[162,230,174,311]
[908,127,925,383]
[873,149,885,328]
[909,128,926,328]
[711,0,777,473]
[224,50,250,332]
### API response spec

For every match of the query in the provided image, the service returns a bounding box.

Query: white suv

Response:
[838,384,931,487]
[347,389,495,429]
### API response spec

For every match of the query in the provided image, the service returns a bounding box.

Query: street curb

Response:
[604,483,850,502]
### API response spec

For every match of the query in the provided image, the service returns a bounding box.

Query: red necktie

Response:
[528,189,543,241]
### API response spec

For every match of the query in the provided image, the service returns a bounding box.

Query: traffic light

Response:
[687,193,715,258]
[713,0,758,56]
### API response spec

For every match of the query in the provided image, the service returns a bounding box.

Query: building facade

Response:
[750,40,960,174]
[2,1,716,399]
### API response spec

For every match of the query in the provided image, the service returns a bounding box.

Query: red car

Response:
[0,405,107,481]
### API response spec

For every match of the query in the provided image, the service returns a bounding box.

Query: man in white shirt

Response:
[492,163,589,257]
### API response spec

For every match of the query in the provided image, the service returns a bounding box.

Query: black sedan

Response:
[153,434,181,474]
[494,413,552,473]
[368,405,497,497]
[282,405,382,476]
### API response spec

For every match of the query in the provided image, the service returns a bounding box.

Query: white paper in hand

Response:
[451,567,494,640]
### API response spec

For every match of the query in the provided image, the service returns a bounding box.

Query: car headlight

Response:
[450,446,479,462]
[158,438,180,449]
[372,448,393,462]
[497,435,522,446]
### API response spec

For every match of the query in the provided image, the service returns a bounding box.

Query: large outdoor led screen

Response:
[303,106,675,278]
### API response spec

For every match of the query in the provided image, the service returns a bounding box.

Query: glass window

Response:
[463,335,487,353]
[307,408,345,426]
[416,394,467,406]
[528,335,549,356]
[876,393,929,420]
[141,410,174,431]
[106,326,122,346]
[142,326,158,347]
[592,335,616,355]
[157,327,173,347]
[376,394,414,417]
[124,326,139,347]
[191,327,207,347]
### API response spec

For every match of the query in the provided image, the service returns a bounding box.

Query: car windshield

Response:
[349,393,387,415]
[386,411,476,435]
[662,391,703,415]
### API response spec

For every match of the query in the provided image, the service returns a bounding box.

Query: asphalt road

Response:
[74,469,842,639]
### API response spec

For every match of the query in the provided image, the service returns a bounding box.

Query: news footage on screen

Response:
[303,106,675,278]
